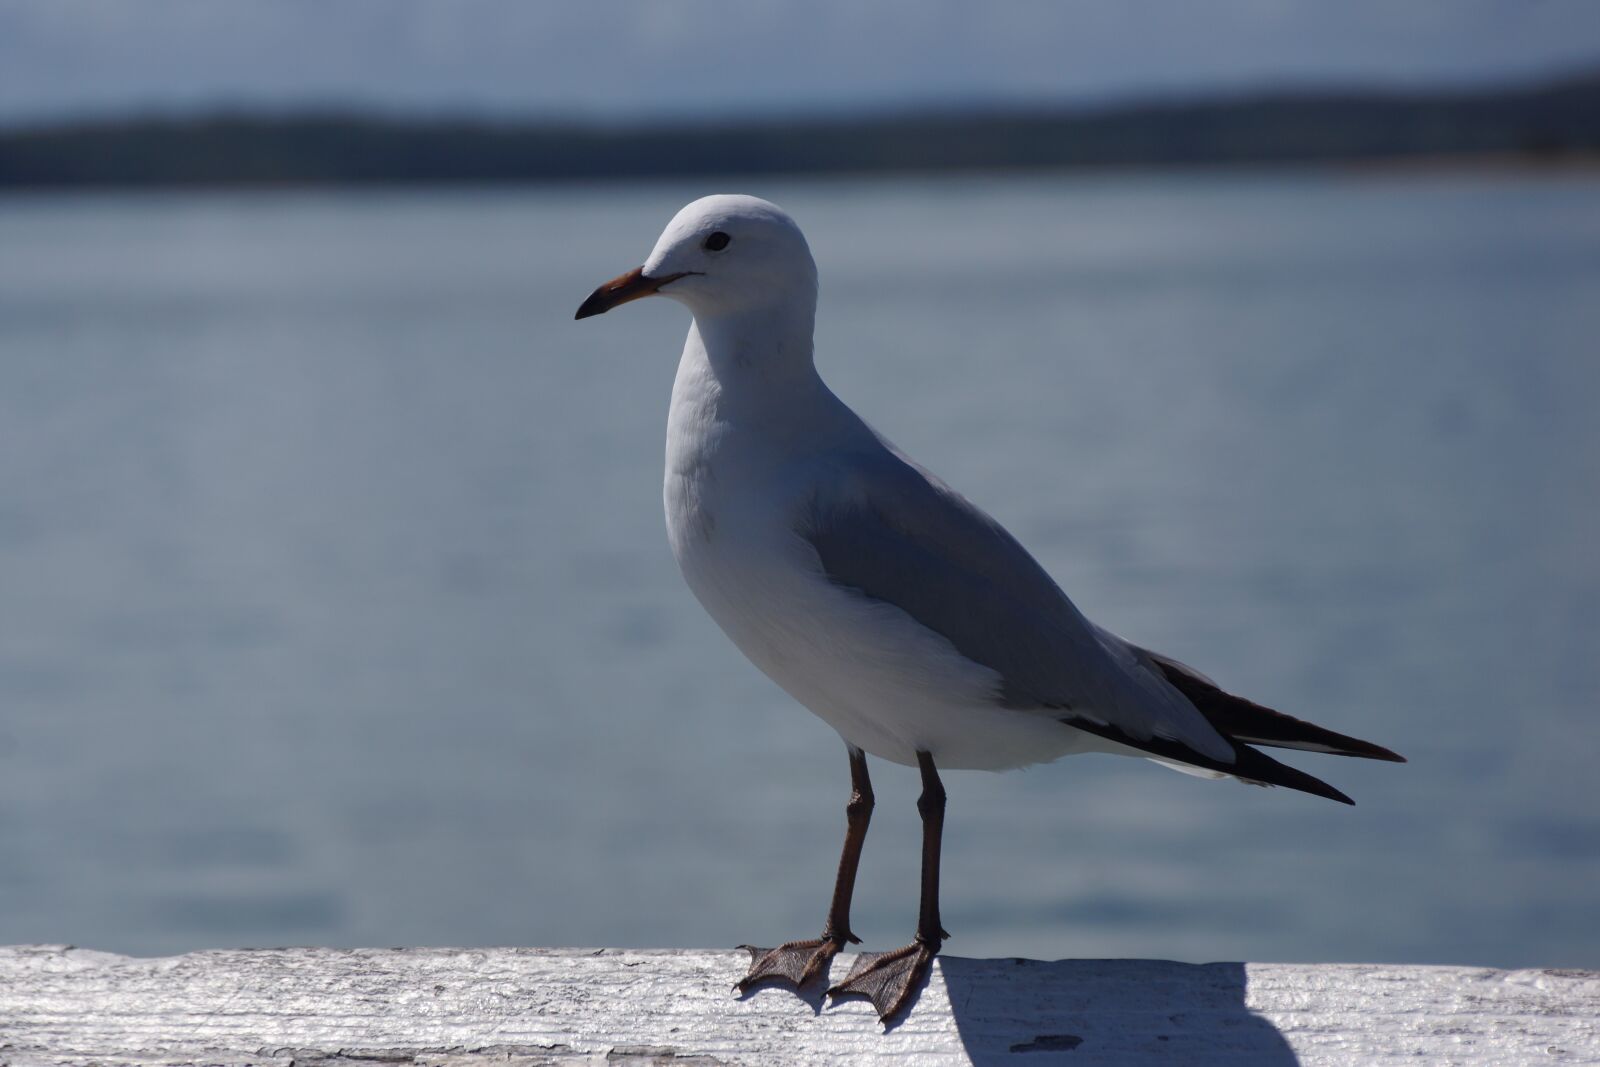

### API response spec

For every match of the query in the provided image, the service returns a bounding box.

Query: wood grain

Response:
[2,946,1596,1065]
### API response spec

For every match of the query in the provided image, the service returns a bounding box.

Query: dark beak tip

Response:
[574,265,650,323]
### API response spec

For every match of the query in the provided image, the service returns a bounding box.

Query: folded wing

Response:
[799,438,1234,766]
[798,433,1401,804]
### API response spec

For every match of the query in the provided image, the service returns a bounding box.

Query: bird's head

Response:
[575,194,817,321]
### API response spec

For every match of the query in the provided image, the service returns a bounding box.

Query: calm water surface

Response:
[1,172,1597,967]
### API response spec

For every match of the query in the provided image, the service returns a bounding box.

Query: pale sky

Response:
[1,0,1596,123]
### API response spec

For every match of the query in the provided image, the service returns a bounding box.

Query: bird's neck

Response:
[684,300,822,415]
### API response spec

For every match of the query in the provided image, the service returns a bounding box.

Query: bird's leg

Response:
[738,746,874,992]
[828,750,947,1022]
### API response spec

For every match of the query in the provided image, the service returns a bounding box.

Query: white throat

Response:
[695,287,816,376]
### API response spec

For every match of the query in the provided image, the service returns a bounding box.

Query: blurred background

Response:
[1,1,1598,969]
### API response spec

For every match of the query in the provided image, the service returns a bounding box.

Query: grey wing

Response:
[798,442,1233,763]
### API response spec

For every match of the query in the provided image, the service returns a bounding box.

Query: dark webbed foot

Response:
[736,935,854,993]
[826,936,941,1022]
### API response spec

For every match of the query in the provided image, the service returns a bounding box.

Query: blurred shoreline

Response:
[2,67,1595,192]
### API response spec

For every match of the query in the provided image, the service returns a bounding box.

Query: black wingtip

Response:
[1231,742,1356,805]
[1146,654,1406,764]
[1310,734,1407,763]
[1060,714,1361,805]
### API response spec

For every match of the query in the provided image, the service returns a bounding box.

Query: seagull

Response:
[575,194,1404,1021]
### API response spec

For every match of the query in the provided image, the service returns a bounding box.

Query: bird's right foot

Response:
[736,935,854,992]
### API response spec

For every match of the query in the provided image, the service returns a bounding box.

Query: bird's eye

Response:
[703,231,731,252]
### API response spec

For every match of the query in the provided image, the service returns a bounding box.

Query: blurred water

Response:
[0,171,1597,968]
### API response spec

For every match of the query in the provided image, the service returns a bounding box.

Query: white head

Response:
[575,195,817,322]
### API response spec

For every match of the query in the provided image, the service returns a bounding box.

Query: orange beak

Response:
[574,267,696,320]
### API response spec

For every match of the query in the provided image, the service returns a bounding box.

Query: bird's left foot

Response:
[826,935,941,1022]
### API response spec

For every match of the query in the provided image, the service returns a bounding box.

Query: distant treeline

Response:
[2,68,1597,189]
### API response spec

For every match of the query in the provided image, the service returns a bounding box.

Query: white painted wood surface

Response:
[1,945,1595,1065]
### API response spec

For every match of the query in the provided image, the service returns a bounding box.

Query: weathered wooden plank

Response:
[0,945,1595,1066]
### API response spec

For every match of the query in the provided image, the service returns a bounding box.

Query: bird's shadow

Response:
[738,956,1299,1064]
[732,972,830,1016]
[938,957,1299,1066]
